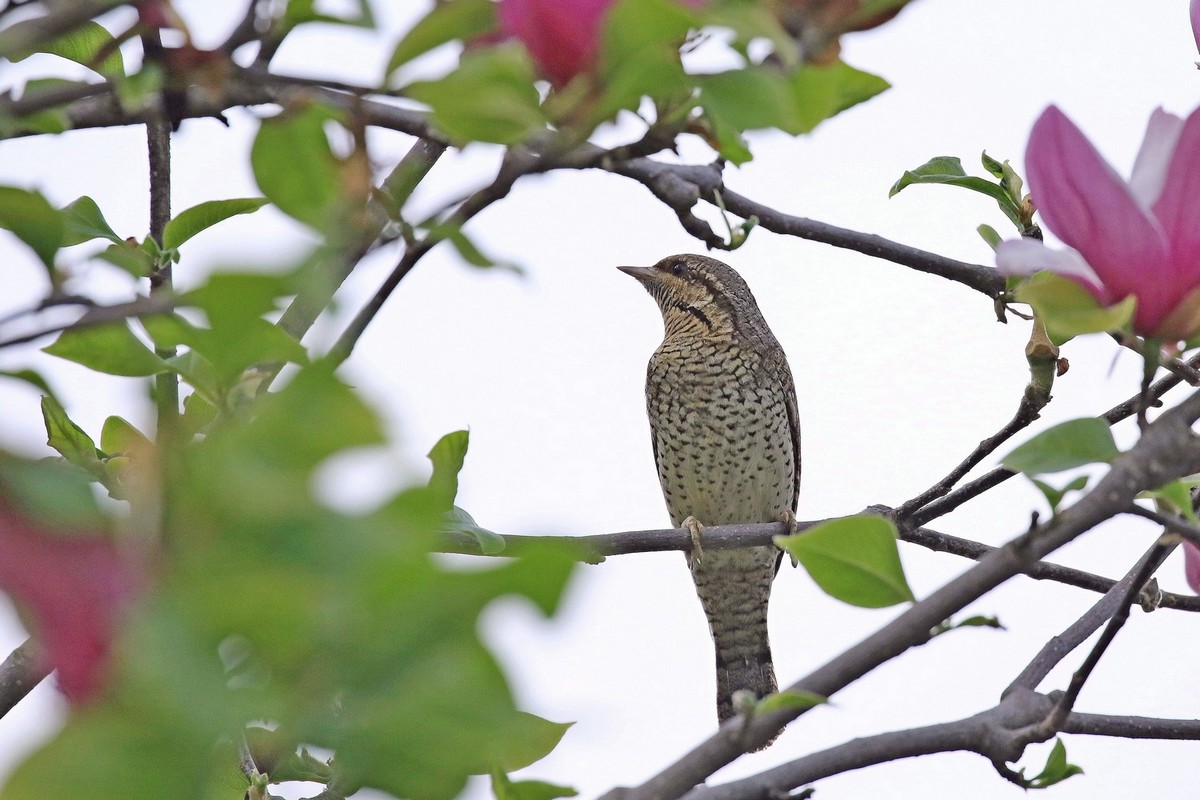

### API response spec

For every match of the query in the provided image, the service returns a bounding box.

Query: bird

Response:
[618,253,800,728]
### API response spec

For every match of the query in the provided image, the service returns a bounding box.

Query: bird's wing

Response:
[777,350,802,513]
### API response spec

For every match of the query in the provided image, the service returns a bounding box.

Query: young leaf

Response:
[1028,738,1084,788]
[6,19,124,78]
[787,60,889,134]
[43,322,167,377]
[776,515,914,608]
[1141,479,1199,523]
[428,430,470,507]
[100,416,153,455]
[1015,271,1136,344]
[40,396,106,481]
[386,0,497,77]
[977,223,1002,251]
[444,505,506,555]
[1030,474,1089,512]
[162,198,268,250]
[889,156,1022,228]
[59,196,123,246]
[0,185,64,271]
[1002,418,1117,476]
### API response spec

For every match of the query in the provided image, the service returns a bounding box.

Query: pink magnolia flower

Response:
[0,503,144,703]
[996,104,1200,341]
[497,0,614,86]
[1186,542,1200,593]
[497,0,703,86]
[1192,0,1200,54]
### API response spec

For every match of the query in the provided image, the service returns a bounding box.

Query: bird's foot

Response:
[779,510,800,567]
[683,516,705,561]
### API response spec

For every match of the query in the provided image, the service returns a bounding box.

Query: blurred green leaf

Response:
[754,690,827,715]
[977,223,1002,251]
[698,69,792,164]
[406,45,544,145]
[1016,271,1136,344]
[59,195,123,246]
[43,322,166,377]
[1002,418,1118,475]
[1142,479,1199,523]
[777,515,913,608]
[96,240,155,278]
[428,430,469,508]
[445,505,507,555]
[492,769,577,800]
[251,103,345,230]
[788,60,888,133]
[0,368,59,403]
[601,0,695,70]
[100,416,152,455]
[283,0,375,28]
[386,0,497,77]
[0,185,63,272]
[6,19,124,78]
[162,198,268,250]
[0,452,103,527]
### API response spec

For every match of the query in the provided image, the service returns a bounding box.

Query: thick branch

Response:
[0,638,48,719]
[598,389,1200,800]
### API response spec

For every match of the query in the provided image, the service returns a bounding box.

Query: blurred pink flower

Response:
[497,0,613,86]
[497,0,703,86]
[996,104,1200,341]
[0,504,144,703]
[1186,542,1200,593]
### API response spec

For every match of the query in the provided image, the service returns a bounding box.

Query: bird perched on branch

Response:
[619,253,800,731]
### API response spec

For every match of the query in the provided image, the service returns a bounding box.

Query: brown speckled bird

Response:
[619,253,800,726]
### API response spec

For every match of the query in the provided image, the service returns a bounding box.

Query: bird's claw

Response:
[780,509,800,567]
[683,516,705,561]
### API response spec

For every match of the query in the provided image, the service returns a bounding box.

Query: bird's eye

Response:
[670,261,687,276]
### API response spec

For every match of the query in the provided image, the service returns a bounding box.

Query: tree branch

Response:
[0,638,48,719]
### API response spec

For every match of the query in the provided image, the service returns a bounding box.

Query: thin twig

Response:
[144,82,178,437]
[0,296,175,349]
[0,638,49,720]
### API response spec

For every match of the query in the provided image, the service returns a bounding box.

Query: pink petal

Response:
[995,238,1107,300]
[1151,105,1200,293]
[1192,0,1200,54]
[0,503,144,703]
[1129,107,1185,209]
[497,0,615,85]
[1025,106,1172,333]
[1186,541,1200,593]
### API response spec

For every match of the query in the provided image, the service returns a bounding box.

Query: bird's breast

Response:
[646,339,795,527]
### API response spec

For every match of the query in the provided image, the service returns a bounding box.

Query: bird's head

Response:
[618,254,759,338]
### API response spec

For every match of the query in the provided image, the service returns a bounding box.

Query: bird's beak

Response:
[617,265,656,283]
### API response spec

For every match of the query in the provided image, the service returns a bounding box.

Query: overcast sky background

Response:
[1,2,1199,798]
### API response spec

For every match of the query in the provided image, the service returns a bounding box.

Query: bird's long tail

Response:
[688,545,779,726]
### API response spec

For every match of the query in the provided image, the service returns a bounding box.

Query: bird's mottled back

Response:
[619,253,801,732]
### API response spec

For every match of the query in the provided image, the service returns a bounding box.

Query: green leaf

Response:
[43,322,167,377]
[284,0,376,28]
[162,198,268,250]
[0,368,59,403]
[787,60,889,133]
[40,396,105,481]
[1030,474,1089,512]
[428,430,469,508]
[251,103,345,230]
[406,44,545,145]
[754,690,828,715]
[100,416,153,455]
[1002,418,1118,476]
[1027,738,1084,788]
[6,19,124,78]
[1016,271,1136,344]
[977,223,1002,251]
[0,185,64,272]
[59,196,123,246]
[600,0,696,71]
[492,770,577,800]
[698,69,795,163]
[96,240,155,278]
[0,452,104,527]
[386,0,497,77]
[981,150,1006,179]
[776,515,914,608]
[889,156,1022,228]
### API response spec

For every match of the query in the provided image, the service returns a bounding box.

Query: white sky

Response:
[1,2,1199,799]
